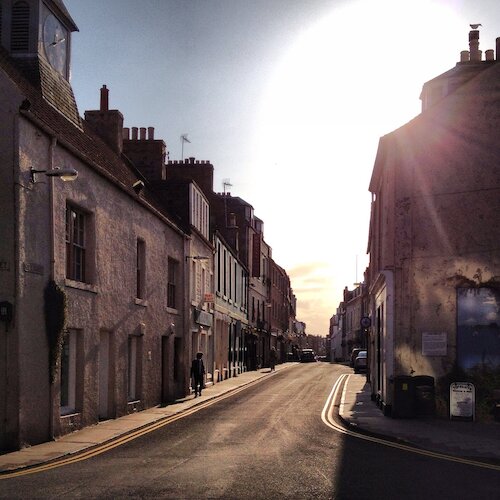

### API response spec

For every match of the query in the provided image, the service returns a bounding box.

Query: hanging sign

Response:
[450,382,475,421]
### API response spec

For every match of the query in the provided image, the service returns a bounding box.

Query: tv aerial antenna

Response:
[222,178,232,194]
[180,133,191,160]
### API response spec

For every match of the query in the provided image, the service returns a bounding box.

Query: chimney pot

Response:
[460,50,470,62]
[123,127,130,140]
[485,49,494,61]
[132,127,138,140]
[496,37,500,60]
[100,85,109,111]
[140,127,146,140]
[189,157,195,164]
[148,127,155,140]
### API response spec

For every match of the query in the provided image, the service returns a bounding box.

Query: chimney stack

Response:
[100,84,109,111]
[496,37,500,60]
[84,85,124,154]
[122,125,167,182]
[469,29,481,62]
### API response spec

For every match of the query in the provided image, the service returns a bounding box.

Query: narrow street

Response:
[1,363,498,499]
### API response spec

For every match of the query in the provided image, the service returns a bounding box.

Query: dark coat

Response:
[191,358,205,381]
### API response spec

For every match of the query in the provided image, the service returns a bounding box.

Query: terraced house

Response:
[0,0,300,451]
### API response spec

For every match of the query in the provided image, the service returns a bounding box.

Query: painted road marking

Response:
[321,374,500,472]
[0,376,270,479]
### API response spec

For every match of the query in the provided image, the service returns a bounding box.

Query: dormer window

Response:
[11,1,30,52]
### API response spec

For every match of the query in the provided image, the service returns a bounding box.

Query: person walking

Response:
[270,346,277,372]
[191,351,205,397]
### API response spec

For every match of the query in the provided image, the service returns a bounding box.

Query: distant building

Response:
[343,284,368,352]
[329,312,342,361]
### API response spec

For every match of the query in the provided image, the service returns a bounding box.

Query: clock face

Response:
[43,13,68,76]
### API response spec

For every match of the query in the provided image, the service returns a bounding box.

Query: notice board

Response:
[450,382,475,421]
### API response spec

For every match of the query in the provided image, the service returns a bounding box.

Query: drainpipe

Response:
[10,112,21,450]
[183,235,192,396]
[48,136,57,441]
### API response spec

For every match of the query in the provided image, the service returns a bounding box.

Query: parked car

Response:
[299,349,316,363]
[350,348,363,367]
[353,350,367,373]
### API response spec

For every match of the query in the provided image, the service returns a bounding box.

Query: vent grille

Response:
[11,1,30,52]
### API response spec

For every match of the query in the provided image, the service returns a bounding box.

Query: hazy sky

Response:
[64,0,500,334]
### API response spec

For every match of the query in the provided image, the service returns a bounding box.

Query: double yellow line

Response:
[0,379,262,479]
[321,373,500,472]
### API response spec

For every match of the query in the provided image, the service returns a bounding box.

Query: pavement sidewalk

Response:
[0,364,292,473]
[339,373,500,462]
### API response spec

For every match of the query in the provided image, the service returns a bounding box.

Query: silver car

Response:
[353,350,367,373]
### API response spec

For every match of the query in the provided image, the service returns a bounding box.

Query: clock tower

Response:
[0,0,82,128]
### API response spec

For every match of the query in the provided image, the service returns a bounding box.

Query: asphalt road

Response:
[1,363,499,499]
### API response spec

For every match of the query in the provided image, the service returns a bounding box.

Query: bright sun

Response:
[250,0,464,333]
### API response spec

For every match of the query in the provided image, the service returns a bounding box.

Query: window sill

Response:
[60,409,80,418]
[135,298,148,307]
[65,279,97,294]
[166,306,179,315]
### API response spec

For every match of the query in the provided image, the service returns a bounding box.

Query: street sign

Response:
[450,382,475,421]
[360,316,371,329]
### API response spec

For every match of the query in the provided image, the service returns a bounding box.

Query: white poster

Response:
[422,332,447,356]
[450,382,475,420]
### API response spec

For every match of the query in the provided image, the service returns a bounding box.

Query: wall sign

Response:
[194,308,213,327]
[422,332,447,356]
[450,382,475,421]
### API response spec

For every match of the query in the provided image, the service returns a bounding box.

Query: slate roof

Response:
[0,44,185,236]
[13,55,82,129]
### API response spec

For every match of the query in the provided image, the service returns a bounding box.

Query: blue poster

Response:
[457,288,500,370]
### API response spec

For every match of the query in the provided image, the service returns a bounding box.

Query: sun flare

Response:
[252,0,464,332]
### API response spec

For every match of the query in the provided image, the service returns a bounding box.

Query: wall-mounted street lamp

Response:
[30,166,78,183]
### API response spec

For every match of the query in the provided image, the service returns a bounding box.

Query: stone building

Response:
[269,260,294,363]
[343,284,368,353]
[247,217,272,370]
[213,231,249,380]
[367,28,500,415]
[0,0,189,451]
[0,0,302,451]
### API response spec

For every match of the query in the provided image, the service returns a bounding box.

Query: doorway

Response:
[98,331,111,419]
